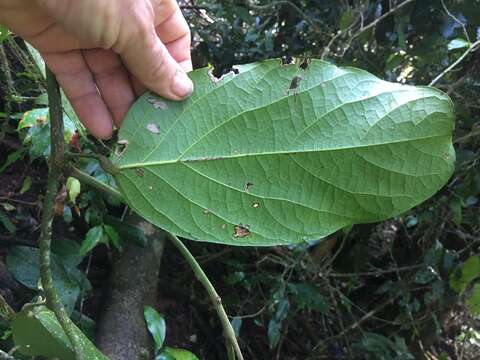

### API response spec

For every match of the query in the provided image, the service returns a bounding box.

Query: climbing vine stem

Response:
[40,66,84,360]
[166,233,244,360]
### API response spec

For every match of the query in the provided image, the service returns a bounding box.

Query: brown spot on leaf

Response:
[135,168,144,177]
[233,224,251,238]
[245,182,253,192]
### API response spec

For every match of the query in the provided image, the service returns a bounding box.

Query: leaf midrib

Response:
[117,133,451,170]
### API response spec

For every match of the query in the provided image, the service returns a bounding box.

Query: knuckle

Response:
[148,45,169,80]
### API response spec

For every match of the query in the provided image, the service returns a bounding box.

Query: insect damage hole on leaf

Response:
[287,75,303,95]
[147,97,168,110]
[115,139,129,157]
[208,68,236,84]
[146,123,160,134]
[234,224,251,238]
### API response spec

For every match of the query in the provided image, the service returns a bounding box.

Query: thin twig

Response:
[41,66,84,360]
[167,233,245,360]
[350,0,415,42]
[246,0,324,32]
[0,196,38,206]
[328,263,425,277]
[429,40,480,86]
[440,0,470,43]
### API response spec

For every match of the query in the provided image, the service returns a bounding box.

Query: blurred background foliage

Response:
[0,0,479,359]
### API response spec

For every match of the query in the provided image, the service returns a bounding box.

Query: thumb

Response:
[117,24,193,100]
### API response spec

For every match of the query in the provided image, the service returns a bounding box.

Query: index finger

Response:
[153,0,192,71]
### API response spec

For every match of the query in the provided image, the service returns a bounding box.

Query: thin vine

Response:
[40,66,84,360]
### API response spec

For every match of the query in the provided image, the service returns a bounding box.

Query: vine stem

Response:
[69,166,123,203]
[42,66,84,360]
[68,167,243,359]
[429,40,480,86]
[166,233,244,360]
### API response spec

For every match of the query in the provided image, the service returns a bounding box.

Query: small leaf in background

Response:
[287,283,330,313]
[0,208,16,234]
[1,203,15,212]
[104,224,122,251]
[450,255,480,293]
[144,306,166,354]
[63,205,73,223]
[231,316,242,337]
[19,176,32,194]
[0,149,24,173]
[465,283,480,315]
[66,177,81,204]
[449,198,463,226]
[11,306,108,360]
[79,226,104,256]
[447,38,470,51]
[104,215,148,247]
[268,297,290,349]
[17,108,49,131]
[339,9,355,31]
[7,246,90,314]
[0,24,10,43]
[158,347,200,360]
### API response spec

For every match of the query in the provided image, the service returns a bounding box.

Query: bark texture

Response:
[96,215,165,360]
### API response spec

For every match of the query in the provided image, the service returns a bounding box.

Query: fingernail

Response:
[171,70,193,98]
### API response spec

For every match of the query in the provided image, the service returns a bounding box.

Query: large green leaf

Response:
[11,305,108,360]
[113,59,455,246]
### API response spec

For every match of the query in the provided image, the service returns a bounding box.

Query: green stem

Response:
[69,166,123,203]
[166,233,244,360]
[41,66,84,360]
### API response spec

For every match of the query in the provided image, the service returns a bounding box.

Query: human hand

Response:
[0,0,193,139]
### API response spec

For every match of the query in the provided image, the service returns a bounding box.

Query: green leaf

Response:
[339,9,355,31]
[0,149,25,173]
[79,226,104,256]
[11,305,108,360]
[144,306,166,354]
[465,283,480,315]
[104,224,122,251]
[19,176,32,194]
[288,283,330,313]
[113,59,455,246]
[104,215,148,247]
[231,316,242,337]
[0,208,16,234]
[17,108,49,130]
[159,347,199,360]
[66,177,81,203]
[447,38,470,51]
[0,25,10,43]
[7,246,90,314]
[450,255,480,293]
